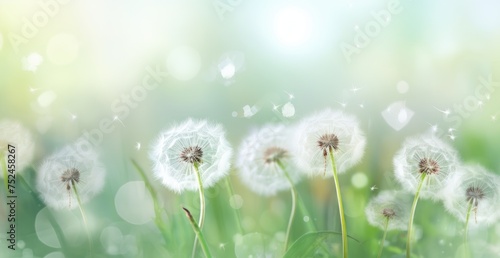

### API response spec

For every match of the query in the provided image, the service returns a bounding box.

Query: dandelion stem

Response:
[18,172,70,256]
[225,177,244,234]
[71,182,92,255]
[328,150,348,258]
[192,162,206,258]
[377,217,389,258]
[463,200,474,258]
[130,159,171,246]
[407,173,426,258]
[183,207,212,258]
[277,160,297,253]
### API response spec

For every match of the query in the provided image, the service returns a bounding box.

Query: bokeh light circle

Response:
[229,194,243,209]
[114,181,155,225]
[351,172,368,189]
[397,80,409,94]
[166,46,201,81]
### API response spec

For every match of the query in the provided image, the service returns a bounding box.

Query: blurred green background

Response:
[1,0,500,257]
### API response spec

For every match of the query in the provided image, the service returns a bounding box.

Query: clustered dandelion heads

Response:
[149,119,232,193]
[236,124,301,196]
[17,107,499,258]
[0,120,35,173]
[366,190,412,258]
[36,145,105,210]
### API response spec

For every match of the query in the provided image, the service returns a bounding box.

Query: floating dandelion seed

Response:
[434,107,451,117]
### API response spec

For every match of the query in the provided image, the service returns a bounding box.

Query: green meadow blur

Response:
[1,0,500,257]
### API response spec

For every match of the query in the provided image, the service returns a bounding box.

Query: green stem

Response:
[328,150,348,258]
[406,173,427,258]
[277,160,297,253]
[18,173,70,256]
[71,182,92,255]
[192,162,206,258]
[463,200,474,258]
[225,177,244,234]
[183,207,212,258]
[377,218,389,258]
[130,159,171,246]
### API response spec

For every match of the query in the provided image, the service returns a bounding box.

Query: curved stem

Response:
[406,174,426,258]
[71,182,92,255]
[463,200,474,258]
[329,150,348,258]
[183,207,212,258]
[225,177,244,234]
[192,162,206,258]
[130,159,171,246]
[377,218,389,258]
[277,160,297,253]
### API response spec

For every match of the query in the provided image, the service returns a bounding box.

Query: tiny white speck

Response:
[136,142,141,150]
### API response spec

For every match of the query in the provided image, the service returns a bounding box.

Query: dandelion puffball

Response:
[442,165,500,226]
[365,190,412,231]
[236,124,302,196]
[393,134,459,200]
[0,120,35,173]
[150,119,232,193]
[36,145,105,210]
[293,109,366,176]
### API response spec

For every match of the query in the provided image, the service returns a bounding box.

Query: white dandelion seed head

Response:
[292,109,366,177]
[149,119,232,193]
[442,165,500,226]
[36,145,105,210]
[236,124,302,196]
[393,134,459,200]
[365,190,412,231]
[0,120,35,174]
